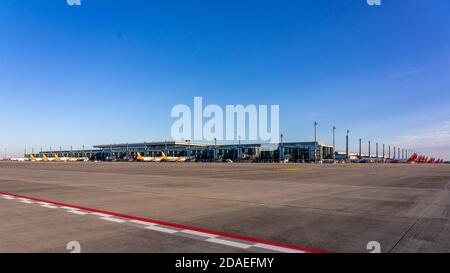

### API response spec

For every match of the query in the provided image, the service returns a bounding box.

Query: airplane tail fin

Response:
[407,153,418,162]
[136,152,143,160]
[30,155,36,160]
[43,155,48,161]
[161,150,168,160]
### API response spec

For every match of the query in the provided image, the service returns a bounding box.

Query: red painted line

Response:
[0,191,330,253]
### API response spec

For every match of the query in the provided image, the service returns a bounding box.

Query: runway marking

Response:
[18,198,34,204]
[90,212,113,217]
[67,210,90,215]
[181,229,219,238]
[145,225,179,234]
[128,219,157,226]
[60,206,76,210]
[253,243,305,253]
[37,201,59,209]
[99,216,127,223]
[41,204,58,209]
[206,238,252,249]
[0,191,329,253]
[2,195,16,200]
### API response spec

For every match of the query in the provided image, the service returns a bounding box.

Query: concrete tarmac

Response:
[0,162,449,253]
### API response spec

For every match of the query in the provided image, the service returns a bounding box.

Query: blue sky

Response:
[1,0,449,159]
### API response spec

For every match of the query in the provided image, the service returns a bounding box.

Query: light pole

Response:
[187,140,191,157]
[332,126,336,162]
[388,145,391,159]
[314,122,318,163]
[393,146,396,159]
[382,144,385,162]
[376,142,379,162]
[359,138,362,158]
[238,135,241,163]
[280,133,284,163]
[214,137,217,162]
[368,141,371,159]
[345,129,350,161]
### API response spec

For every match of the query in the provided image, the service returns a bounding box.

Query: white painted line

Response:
[90,212,113,217]
[36,201,58,209]
[0,192,322,253]
[128,219,157,226]
[2,196,15,200]
[99,217,127,223]
[18,198,34,204]
[67,210,89,215]
[181,229,219,238]
[41,204,58,209]
[60,206,80,210]
[145,225,179,234]
[206,238,252,249]
[253,243,305,253]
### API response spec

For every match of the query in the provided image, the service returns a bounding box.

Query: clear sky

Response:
[1,0,449,159]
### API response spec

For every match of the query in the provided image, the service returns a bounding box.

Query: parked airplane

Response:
[161,151,188,162]
[30,155,44,162]
[3,156,29,162]
[388,153,418,164]
[42,154,56,162]
[417,155,428,163]
[53,155,68,162]
[53,154,90,162]
[136,152,162,162]
[74,156,90,162]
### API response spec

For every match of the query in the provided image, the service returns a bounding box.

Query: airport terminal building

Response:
[29,141,334,163]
